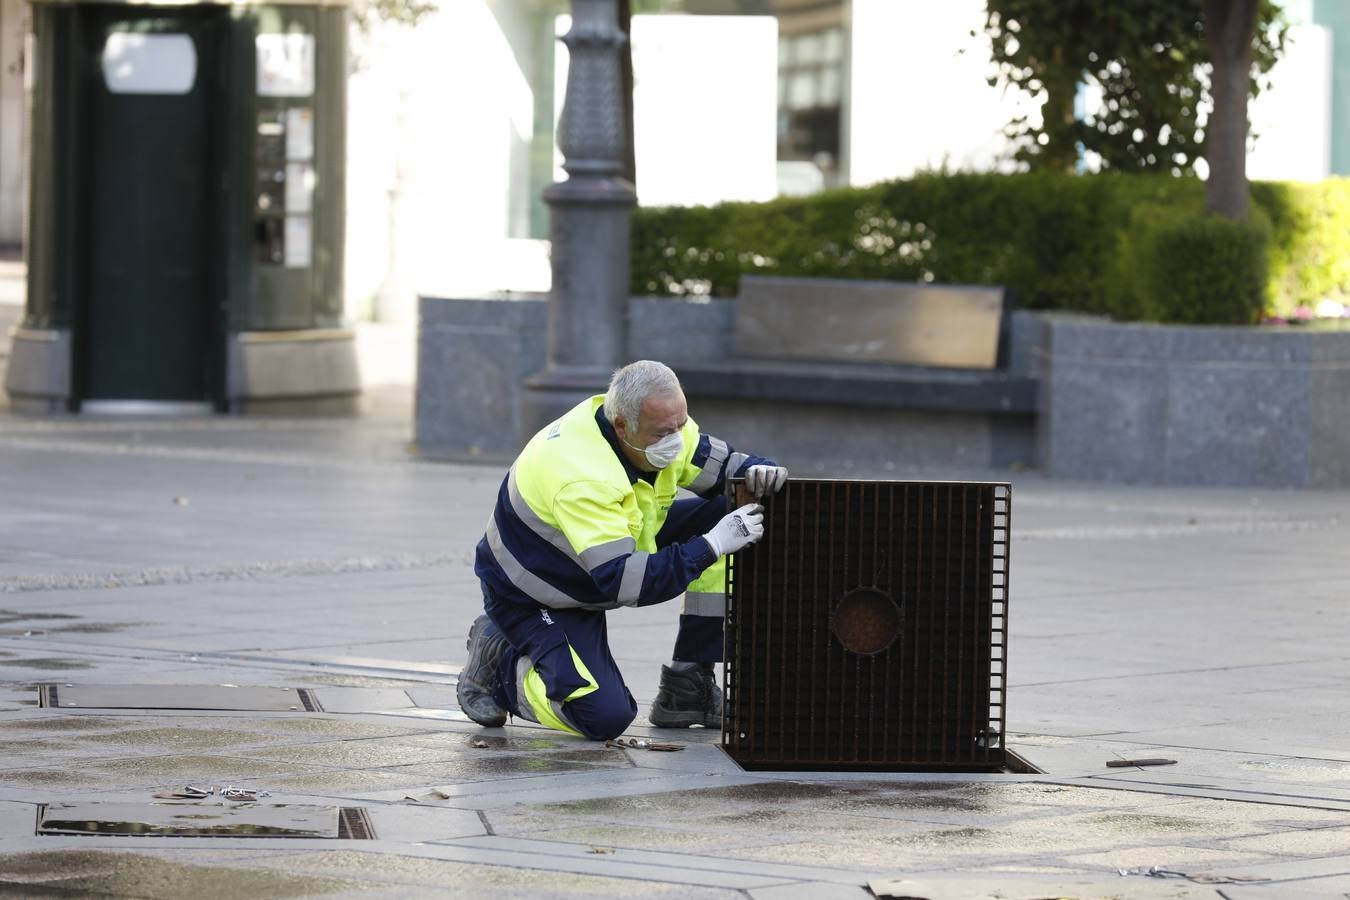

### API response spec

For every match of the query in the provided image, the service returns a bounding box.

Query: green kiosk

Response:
[6,0,356,413]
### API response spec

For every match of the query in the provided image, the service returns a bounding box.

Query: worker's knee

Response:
[567,690,638,741]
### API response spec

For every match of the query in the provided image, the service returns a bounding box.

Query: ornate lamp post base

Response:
[523,176,635,429]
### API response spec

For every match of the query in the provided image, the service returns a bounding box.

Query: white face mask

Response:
[626,430,683,469]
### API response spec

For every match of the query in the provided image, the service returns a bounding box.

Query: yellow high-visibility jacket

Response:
[474,395,769,611]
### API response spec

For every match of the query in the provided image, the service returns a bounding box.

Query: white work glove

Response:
[702,503,765,557]
[744,465,788,497]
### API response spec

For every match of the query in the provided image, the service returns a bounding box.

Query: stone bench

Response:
[733,275,1010,370]
[672,358,1036,415]
[675,275,1037,417]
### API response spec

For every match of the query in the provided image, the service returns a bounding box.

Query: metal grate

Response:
[337,806,376,840]
[723,478,1011,771]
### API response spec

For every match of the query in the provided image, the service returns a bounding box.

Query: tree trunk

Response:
[1043,69,1080,174]
[1203,0,1258,220]
[1035,42,1080,174]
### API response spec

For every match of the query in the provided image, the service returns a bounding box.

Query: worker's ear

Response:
[612,415,629,440]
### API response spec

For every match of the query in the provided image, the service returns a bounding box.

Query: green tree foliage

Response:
[351,0,436,35]
[981,0,1287,175]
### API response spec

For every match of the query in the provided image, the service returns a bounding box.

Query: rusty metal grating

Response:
[723,478,1010,771]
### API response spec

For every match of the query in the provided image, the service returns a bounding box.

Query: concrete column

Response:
[1314,0,1350,175]
[521,0,636,440]
[0,0,26,246]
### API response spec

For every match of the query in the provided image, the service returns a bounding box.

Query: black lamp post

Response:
[521,0,638,437]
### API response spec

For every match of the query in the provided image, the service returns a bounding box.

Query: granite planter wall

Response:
[1037,318,1350,487]
[416,295,735,462]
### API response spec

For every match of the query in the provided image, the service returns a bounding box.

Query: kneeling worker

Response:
[457,359,787,740]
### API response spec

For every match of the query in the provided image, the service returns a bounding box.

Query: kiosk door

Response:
[80,8,224,404]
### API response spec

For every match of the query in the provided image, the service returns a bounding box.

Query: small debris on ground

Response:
[587,846,613,854]
[1117,866,1270,884]
[470,738,490,748]
[153,785,213,800]
[1106,758,1177,768]
[1118,865,1187,878]
[220,785,272,801]
[402,789,452,803]
[153,784,270,801]
[605,737,684,752]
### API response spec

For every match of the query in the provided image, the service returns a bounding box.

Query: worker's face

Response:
[616,390,688,471]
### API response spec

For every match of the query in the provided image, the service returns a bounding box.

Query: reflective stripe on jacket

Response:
[474,395,771,611]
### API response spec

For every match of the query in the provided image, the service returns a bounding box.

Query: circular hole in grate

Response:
[831,588,901,656]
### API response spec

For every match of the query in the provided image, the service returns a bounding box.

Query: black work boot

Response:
[648,663,723,728]
[457,614,510,727]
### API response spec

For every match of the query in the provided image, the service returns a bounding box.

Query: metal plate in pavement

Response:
[39,684,319,711]
[36,801,350,837]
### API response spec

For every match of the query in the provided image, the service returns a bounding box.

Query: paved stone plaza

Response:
[0,385,1348,898]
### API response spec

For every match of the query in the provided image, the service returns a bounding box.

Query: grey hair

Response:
[603,360,681,429]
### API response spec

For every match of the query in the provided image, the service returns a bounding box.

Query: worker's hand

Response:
[744,465,788,497]
[702,503,765,557]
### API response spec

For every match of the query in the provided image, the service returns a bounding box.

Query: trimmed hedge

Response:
[630,173,1350,323]
[1115,205,1271,325]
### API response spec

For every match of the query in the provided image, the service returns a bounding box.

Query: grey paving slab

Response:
[257,846,745,896]
[1176,852,1350,883]
[245,738,471,770]
[365,707,477,726]
[306,688,418,713]
[1055,843,1286,872]
[0,802,36,839]
[746,884,873,899]
[565,741,749,777]
[0,728,280,762]
[411,841,806,890]
[256,769,458,797]
[1098,725,1350,763]
[1056,776,1350,813]
[360,805,485,843]
[430,834,876,888]
[271,639,467,665]
[0,846,377,897]
[1221,873,1350,899]
[364,768,767,809]
[867,873,1225,899]
[1083,763,1350,804]
[1222,825,1350,857]
[496,818,833,853]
